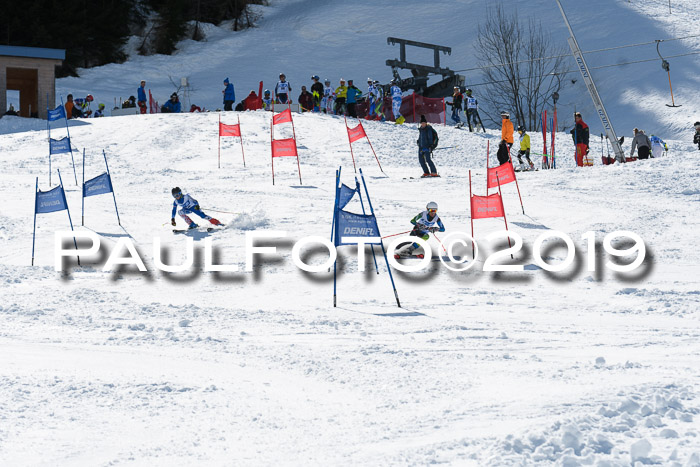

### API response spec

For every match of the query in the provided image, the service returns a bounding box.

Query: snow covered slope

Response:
[55,0,700,139]
[1,107,699,464]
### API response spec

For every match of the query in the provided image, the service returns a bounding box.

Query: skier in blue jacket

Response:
[170,187,223,229]
[223,78,236,111]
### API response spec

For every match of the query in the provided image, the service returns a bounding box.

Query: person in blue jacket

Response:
[170,187,222,229]
[346,79,362,118]
[137,80,147,114]
[161,93,181,113]
[223,77,236,111]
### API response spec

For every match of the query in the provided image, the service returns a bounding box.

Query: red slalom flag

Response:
[347,122,367,143]
[470,192,506,219]
[219,122,241,137]
[272,108,293,125]
[487,161,516,188]
[271,138,298,158]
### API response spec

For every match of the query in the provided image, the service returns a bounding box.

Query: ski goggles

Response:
[172,192,182,199]
[428,209,437,214]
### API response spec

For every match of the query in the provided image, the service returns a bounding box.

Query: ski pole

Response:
[200,207,239,215]
[432,232,448,254]
[382,230,412,239]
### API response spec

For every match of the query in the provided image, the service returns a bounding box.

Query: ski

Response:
[172,226,222,234]
[394,255,463,261]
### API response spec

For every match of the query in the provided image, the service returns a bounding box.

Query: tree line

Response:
[0,0,266,77]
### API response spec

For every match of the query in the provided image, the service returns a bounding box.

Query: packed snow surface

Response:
[2,0,700,464]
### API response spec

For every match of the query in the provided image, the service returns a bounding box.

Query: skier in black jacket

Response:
[694,122,700,150]
[417,115,439,177]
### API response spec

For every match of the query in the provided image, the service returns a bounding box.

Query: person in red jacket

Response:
[243,90,261,110]
[298,86,314,112]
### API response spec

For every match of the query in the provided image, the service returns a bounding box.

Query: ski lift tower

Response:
[385,37,464,98]
[554,0,625,163]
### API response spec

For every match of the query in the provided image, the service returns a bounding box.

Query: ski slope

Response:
[1,106,700,465]
[54,0,700,140]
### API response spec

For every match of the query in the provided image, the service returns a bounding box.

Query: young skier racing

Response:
[516,125,535,171]
[170,187,223,230]
[395,202,445,259]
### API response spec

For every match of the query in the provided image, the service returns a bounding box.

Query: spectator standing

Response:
[447,86,463,126]
[223,78,236,111]
[137,80,147,114]
[570,112,590,166]
[416,115,439,177]
[275,73,292,104]
[310,75,324,112]
[334,79,348,115]
[500,111,514,151]
[346,79,362,118]
[298,86,314,112]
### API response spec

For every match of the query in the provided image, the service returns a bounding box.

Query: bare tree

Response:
[475,4,567,131]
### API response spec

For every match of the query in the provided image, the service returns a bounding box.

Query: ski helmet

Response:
[339,78,346,83]
[426,201,438,212]
[500,111,509,119]
[264,89,270,95]
[373,80,380,85]
[86,94,94,102]
[517,125,525,133]
[171,187,182,198]
[279,73,286,78]
[367,77,373,83]
[98,103,105,110]
[311,75,319,81]
[324,79,330,84]
[465,88,472,95]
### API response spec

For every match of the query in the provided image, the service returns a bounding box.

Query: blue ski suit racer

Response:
[170,188,221,228]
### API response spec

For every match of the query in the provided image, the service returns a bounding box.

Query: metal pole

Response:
[359,168,400,308]
[82,148,85,225]
[218,113,221,169]
[345,116,358,173]
[555,0,625,163]
[103,150,121,225]
[58,170,80,266]
[239,115,246,167]
[356,177,379,274]
[32,178,38,266]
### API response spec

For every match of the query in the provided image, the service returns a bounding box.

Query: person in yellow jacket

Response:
[516,125,535,170]
[334,79,348,115]
[500,111,514,150]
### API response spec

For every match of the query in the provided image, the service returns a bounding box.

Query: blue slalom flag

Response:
[49,137,72,155]
[83,172,113,198]
[35,186,68,214]
[47,105,66,122]
[338,183,357,209]
[334,210,381,246]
